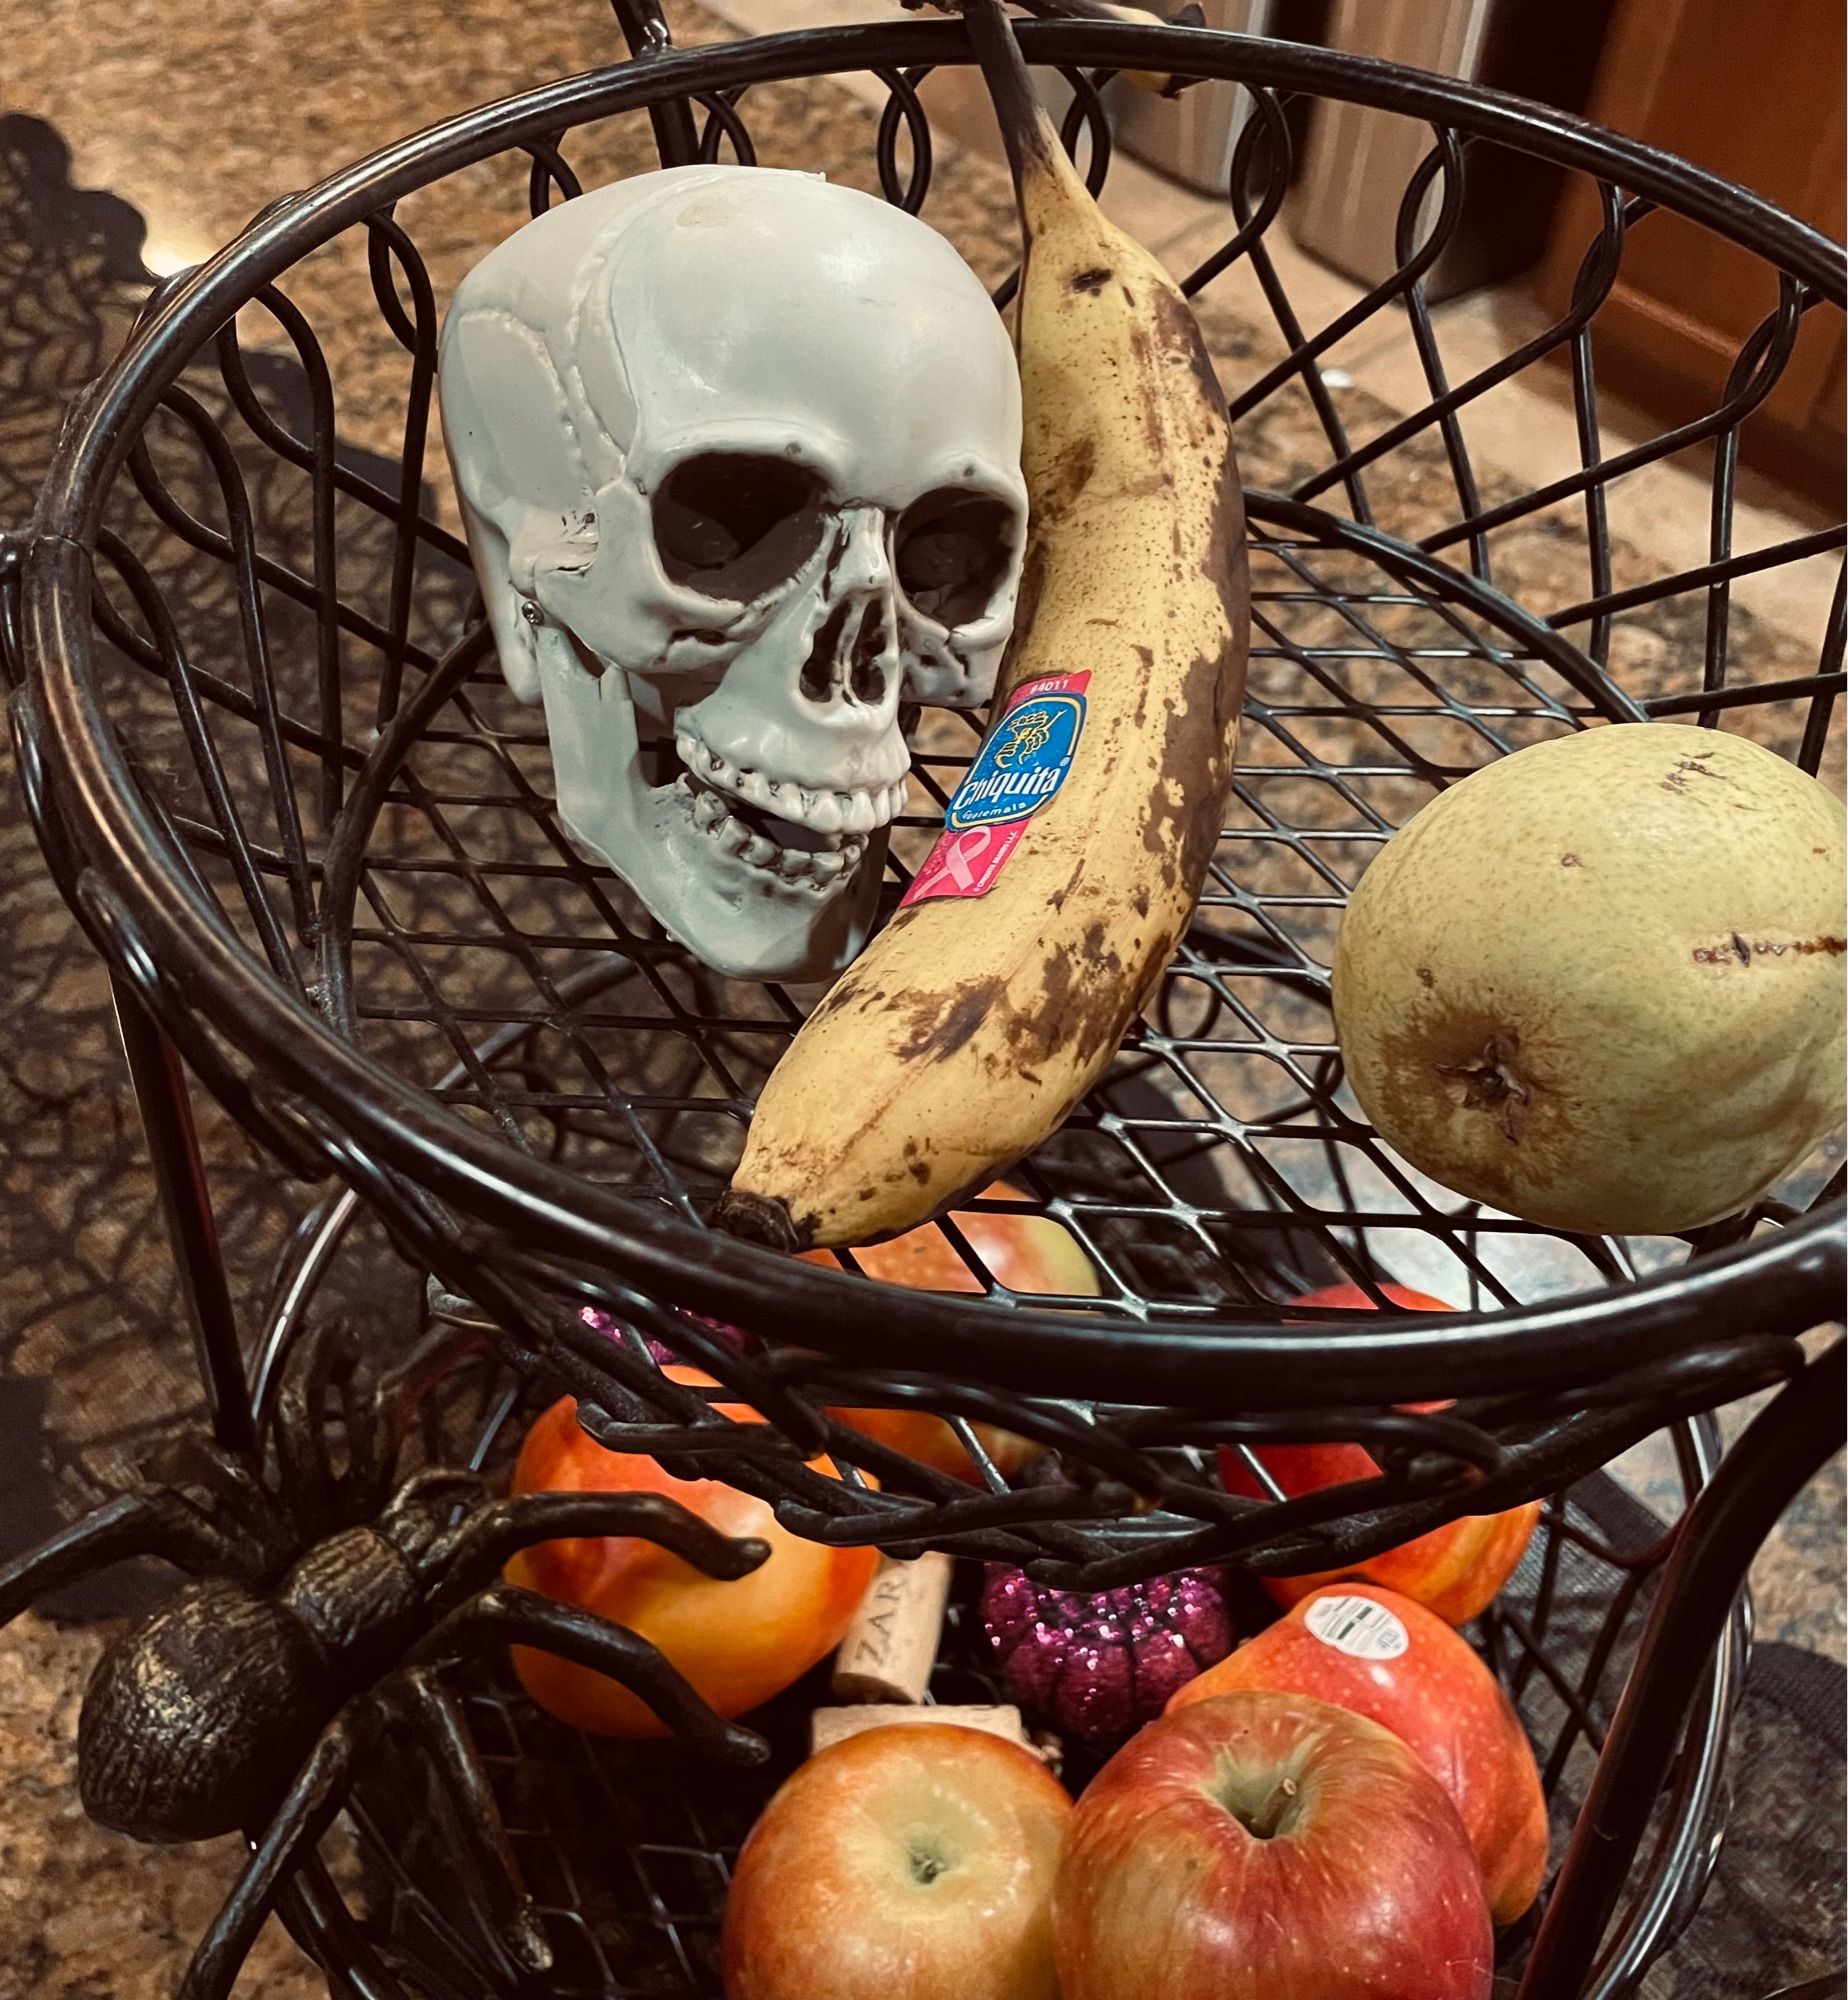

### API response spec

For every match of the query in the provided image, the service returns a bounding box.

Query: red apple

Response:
[1221,1282,1540,1625]
[1053,1691,1493,2000]
[1168,1583,1547,1923]
[723,1723,1070,2000]
[803,1182,1099,1483]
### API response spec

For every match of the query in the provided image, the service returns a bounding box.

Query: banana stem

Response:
[913,1,1197,29]
[956,0,1067,197]
[924,0,1207,100]
[1024,0,1202,26]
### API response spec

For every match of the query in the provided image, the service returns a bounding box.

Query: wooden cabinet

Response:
[1535,0,1845,504]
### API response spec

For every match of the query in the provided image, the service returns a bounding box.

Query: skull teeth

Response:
[669,749,872,890]
[671,729,905,840]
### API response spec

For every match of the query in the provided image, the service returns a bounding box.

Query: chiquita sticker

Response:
[1303,1593,1410,1661]
[901,671,1090,906]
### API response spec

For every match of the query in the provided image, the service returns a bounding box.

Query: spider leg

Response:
[415,1582,769,1764]
[380,1463,488,1534]
[332,1348,384,1518]
[0,1489,250,1629]
[328,1322,492,1530]
[178,1691,382,2000]
[424,1490,770,1607]
[383,1665,552,1974]
[143,1435,289,1566]
[272,1314,357,1536]
[366,1322,496,1491]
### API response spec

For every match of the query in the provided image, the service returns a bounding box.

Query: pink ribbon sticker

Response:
[900,821,1030,905]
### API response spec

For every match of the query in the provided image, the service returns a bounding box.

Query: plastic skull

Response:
[439,166,1026,980]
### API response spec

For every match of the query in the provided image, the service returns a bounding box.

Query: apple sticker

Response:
[1304,1593,1411,1661]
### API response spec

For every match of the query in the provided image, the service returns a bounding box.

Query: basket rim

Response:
[21,15,1848,1405]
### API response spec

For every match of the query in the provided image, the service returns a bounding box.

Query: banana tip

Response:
[712,1189,804,1253]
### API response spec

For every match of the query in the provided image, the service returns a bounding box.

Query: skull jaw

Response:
[558,789,886,982]
[530,636,883,982]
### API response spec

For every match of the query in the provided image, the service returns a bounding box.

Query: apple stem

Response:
[908,1841,950,1886]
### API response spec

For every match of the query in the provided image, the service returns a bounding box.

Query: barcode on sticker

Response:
[1304,1594,1409,1660]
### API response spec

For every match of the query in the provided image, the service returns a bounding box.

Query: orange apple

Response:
[723,1724,1071,2000]
[507,1374,878,1735]
[803,1183,1098,1483]
[1220,1283,1540,1625]
[1168,1583,1547,1924]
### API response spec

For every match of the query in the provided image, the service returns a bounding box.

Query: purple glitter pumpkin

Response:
[980,1565,1236,1743]
[579,1305,751,1367]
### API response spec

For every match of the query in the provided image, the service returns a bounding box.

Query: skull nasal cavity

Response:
[800,599,853,703]
[799,602,891,706]
[654,452,825,600]
[849,603,889,704]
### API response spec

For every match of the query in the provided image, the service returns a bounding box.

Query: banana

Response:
[714,0,1248,1251]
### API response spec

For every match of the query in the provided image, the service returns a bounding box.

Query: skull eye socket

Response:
[653,453,828,601]
[894,489,1018,628]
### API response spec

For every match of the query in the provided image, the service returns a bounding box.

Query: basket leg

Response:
[110,978,257,1463]
[606,0,702,168]
[1517,1338,1846,2000]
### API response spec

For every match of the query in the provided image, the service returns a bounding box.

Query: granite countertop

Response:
[1,3,1840,1996]
[0,1616,328,2000]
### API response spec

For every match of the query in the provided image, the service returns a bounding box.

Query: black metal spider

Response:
[0,1316,771,2000]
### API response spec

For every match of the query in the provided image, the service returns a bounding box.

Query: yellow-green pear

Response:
[1333,722,1844,1236]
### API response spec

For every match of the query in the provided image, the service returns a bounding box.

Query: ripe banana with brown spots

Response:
[713,0,1248,1252]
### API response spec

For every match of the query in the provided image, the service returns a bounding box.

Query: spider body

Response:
[0,1321,772,2000]
[81,1572,324,1842]
[78,1478,466,1842]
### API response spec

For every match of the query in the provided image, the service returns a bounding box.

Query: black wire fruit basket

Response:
[3,5,1844,1998]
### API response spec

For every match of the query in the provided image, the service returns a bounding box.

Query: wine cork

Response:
[810,1704,1032,1757]
[830,1552,953,1704]
[1025,1727,1065,1777]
